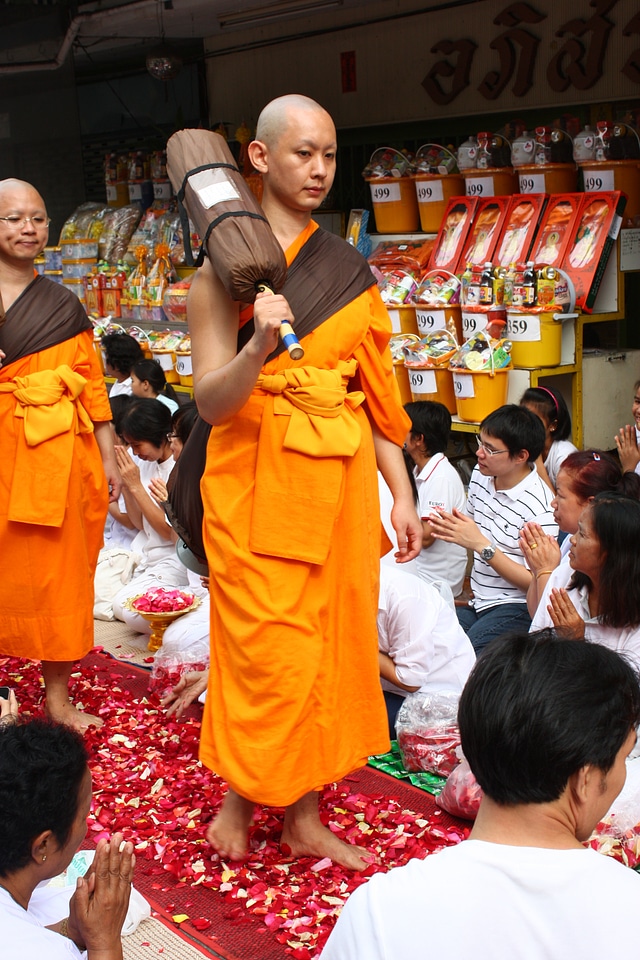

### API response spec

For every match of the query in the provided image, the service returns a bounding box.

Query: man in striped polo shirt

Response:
[428,405,558,653]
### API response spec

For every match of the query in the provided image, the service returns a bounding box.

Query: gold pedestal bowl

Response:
[125,594,202,653]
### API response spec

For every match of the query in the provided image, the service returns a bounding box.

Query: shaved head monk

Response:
[188,95,422,869]
[0,178,120,730]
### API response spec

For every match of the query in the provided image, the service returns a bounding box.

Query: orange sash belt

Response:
[0,365,93,526]
[250,360,365,565]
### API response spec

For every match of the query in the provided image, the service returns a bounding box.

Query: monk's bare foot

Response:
[45,699,104,732]
[281,791,376,871]
[206,789,255,861]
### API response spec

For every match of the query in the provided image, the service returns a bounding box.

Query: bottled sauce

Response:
[460,263,473,304]
[479,262,494,305]
[522,261,537,307]
[503,263,516,307]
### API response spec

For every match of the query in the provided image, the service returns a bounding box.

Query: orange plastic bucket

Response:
[462,167,517,198]
[406,363,457,414]
[517,163,577,195]
[367,176,420,233]
[451,367,510,422]
[413,173,465,233]
[578,159,640,220]
[151,348,180,384]
[175,351,193,386]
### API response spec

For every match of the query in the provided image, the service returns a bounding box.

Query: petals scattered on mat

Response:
[1,655,470,957]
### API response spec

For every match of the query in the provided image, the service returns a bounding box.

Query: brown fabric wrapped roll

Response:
[166,129,287,303]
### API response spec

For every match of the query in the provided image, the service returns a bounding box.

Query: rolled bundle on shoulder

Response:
[166,129,287,303]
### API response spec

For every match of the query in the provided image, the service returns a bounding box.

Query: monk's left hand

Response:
[391,500,422,562]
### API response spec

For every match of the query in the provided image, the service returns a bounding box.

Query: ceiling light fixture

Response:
[218,0,342,30]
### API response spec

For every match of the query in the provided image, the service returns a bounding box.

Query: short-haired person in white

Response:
[323,630,640,960]
[428,405,557,654]
[378,565,475,737]
[403,401,467,597]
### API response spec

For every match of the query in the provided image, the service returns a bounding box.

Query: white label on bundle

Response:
[462,310,488,339]
[465,177,494,197]
[370,182,401,203]
[128,183,142,200]
[416,308,446,334]
[387,309,401,332]
[416,180,444,203]
[583,169,615,192]
[518,172,545,193]
[506,312,541,341]
[408,368,437,394]
[106,184,118,201]
[153,351,174,371]
[176,354,193,375]
[453,373,475,398]
[189,169,241,208]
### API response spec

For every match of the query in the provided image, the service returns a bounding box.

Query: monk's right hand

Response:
[252,290,294,359]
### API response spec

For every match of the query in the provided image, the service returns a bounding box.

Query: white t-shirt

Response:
[129,456,178,573]
[157,394,179,414]
[413,454,468,597]
[378,565,475,698]
[635,426,640,477]
[108,377,132,397]
[0,887,84,960]
[530,559,640,670]
[322,840,640,960]
[378,473,418,576]
[544,438,578,488]
[466,465,557,611]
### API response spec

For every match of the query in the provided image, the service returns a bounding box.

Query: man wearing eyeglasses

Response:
[428,404,557,653]
[0,178,120,731]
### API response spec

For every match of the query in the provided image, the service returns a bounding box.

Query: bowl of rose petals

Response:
[125,588,201,652]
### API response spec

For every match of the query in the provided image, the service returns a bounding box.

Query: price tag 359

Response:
[506,313,541,342]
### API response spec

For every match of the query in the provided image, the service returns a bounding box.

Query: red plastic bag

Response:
[436,758,483,820]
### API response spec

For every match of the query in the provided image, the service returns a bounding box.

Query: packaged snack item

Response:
[529,193,583,268]
[369,238,435,272]
[457,197,511,270]
[163,277,193,325]
[494,194,547,267]
[430,198,478,273]
[413,269,460,306]
[449,331,512,371]
[99,204,143,264]
[379,268,418,305]
[403,329,458,367]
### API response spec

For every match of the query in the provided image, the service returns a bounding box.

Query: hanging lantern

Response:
[146,47,182,81]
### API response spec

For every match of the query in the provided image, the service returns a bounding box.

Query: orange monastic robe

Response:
[199,222,411,806]
[0,329,112,661]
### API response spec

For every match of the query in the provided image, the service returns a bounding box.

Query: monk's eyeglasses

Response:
[0,215,51,228]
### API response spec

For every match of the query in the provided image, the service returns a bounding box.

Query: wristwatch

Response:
[480,544,496,561]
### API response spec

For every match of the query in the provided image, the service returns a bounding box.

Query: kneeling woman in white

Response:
[530,492,640,670]
[112,398,191,631]
[378,564,476,737]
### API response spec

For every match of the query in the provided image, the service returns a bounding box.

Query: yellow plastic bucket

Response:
[175,351,193,387]
[507,312,562,368]
[578,159,640,220]
[414,173,465,233]
[386,304,419,336]
[414,303,462,343]
[517,163,577,195]
[406,363,457,414]
[462,167,517,198]
[151,348,180,384]
[367,176,420,233]
[451,367,510,422]
[393,359,414,405]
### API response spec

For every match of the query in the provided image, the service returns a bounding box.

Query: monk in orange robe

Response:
[188,95,422,869]
[0,179,120,730]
